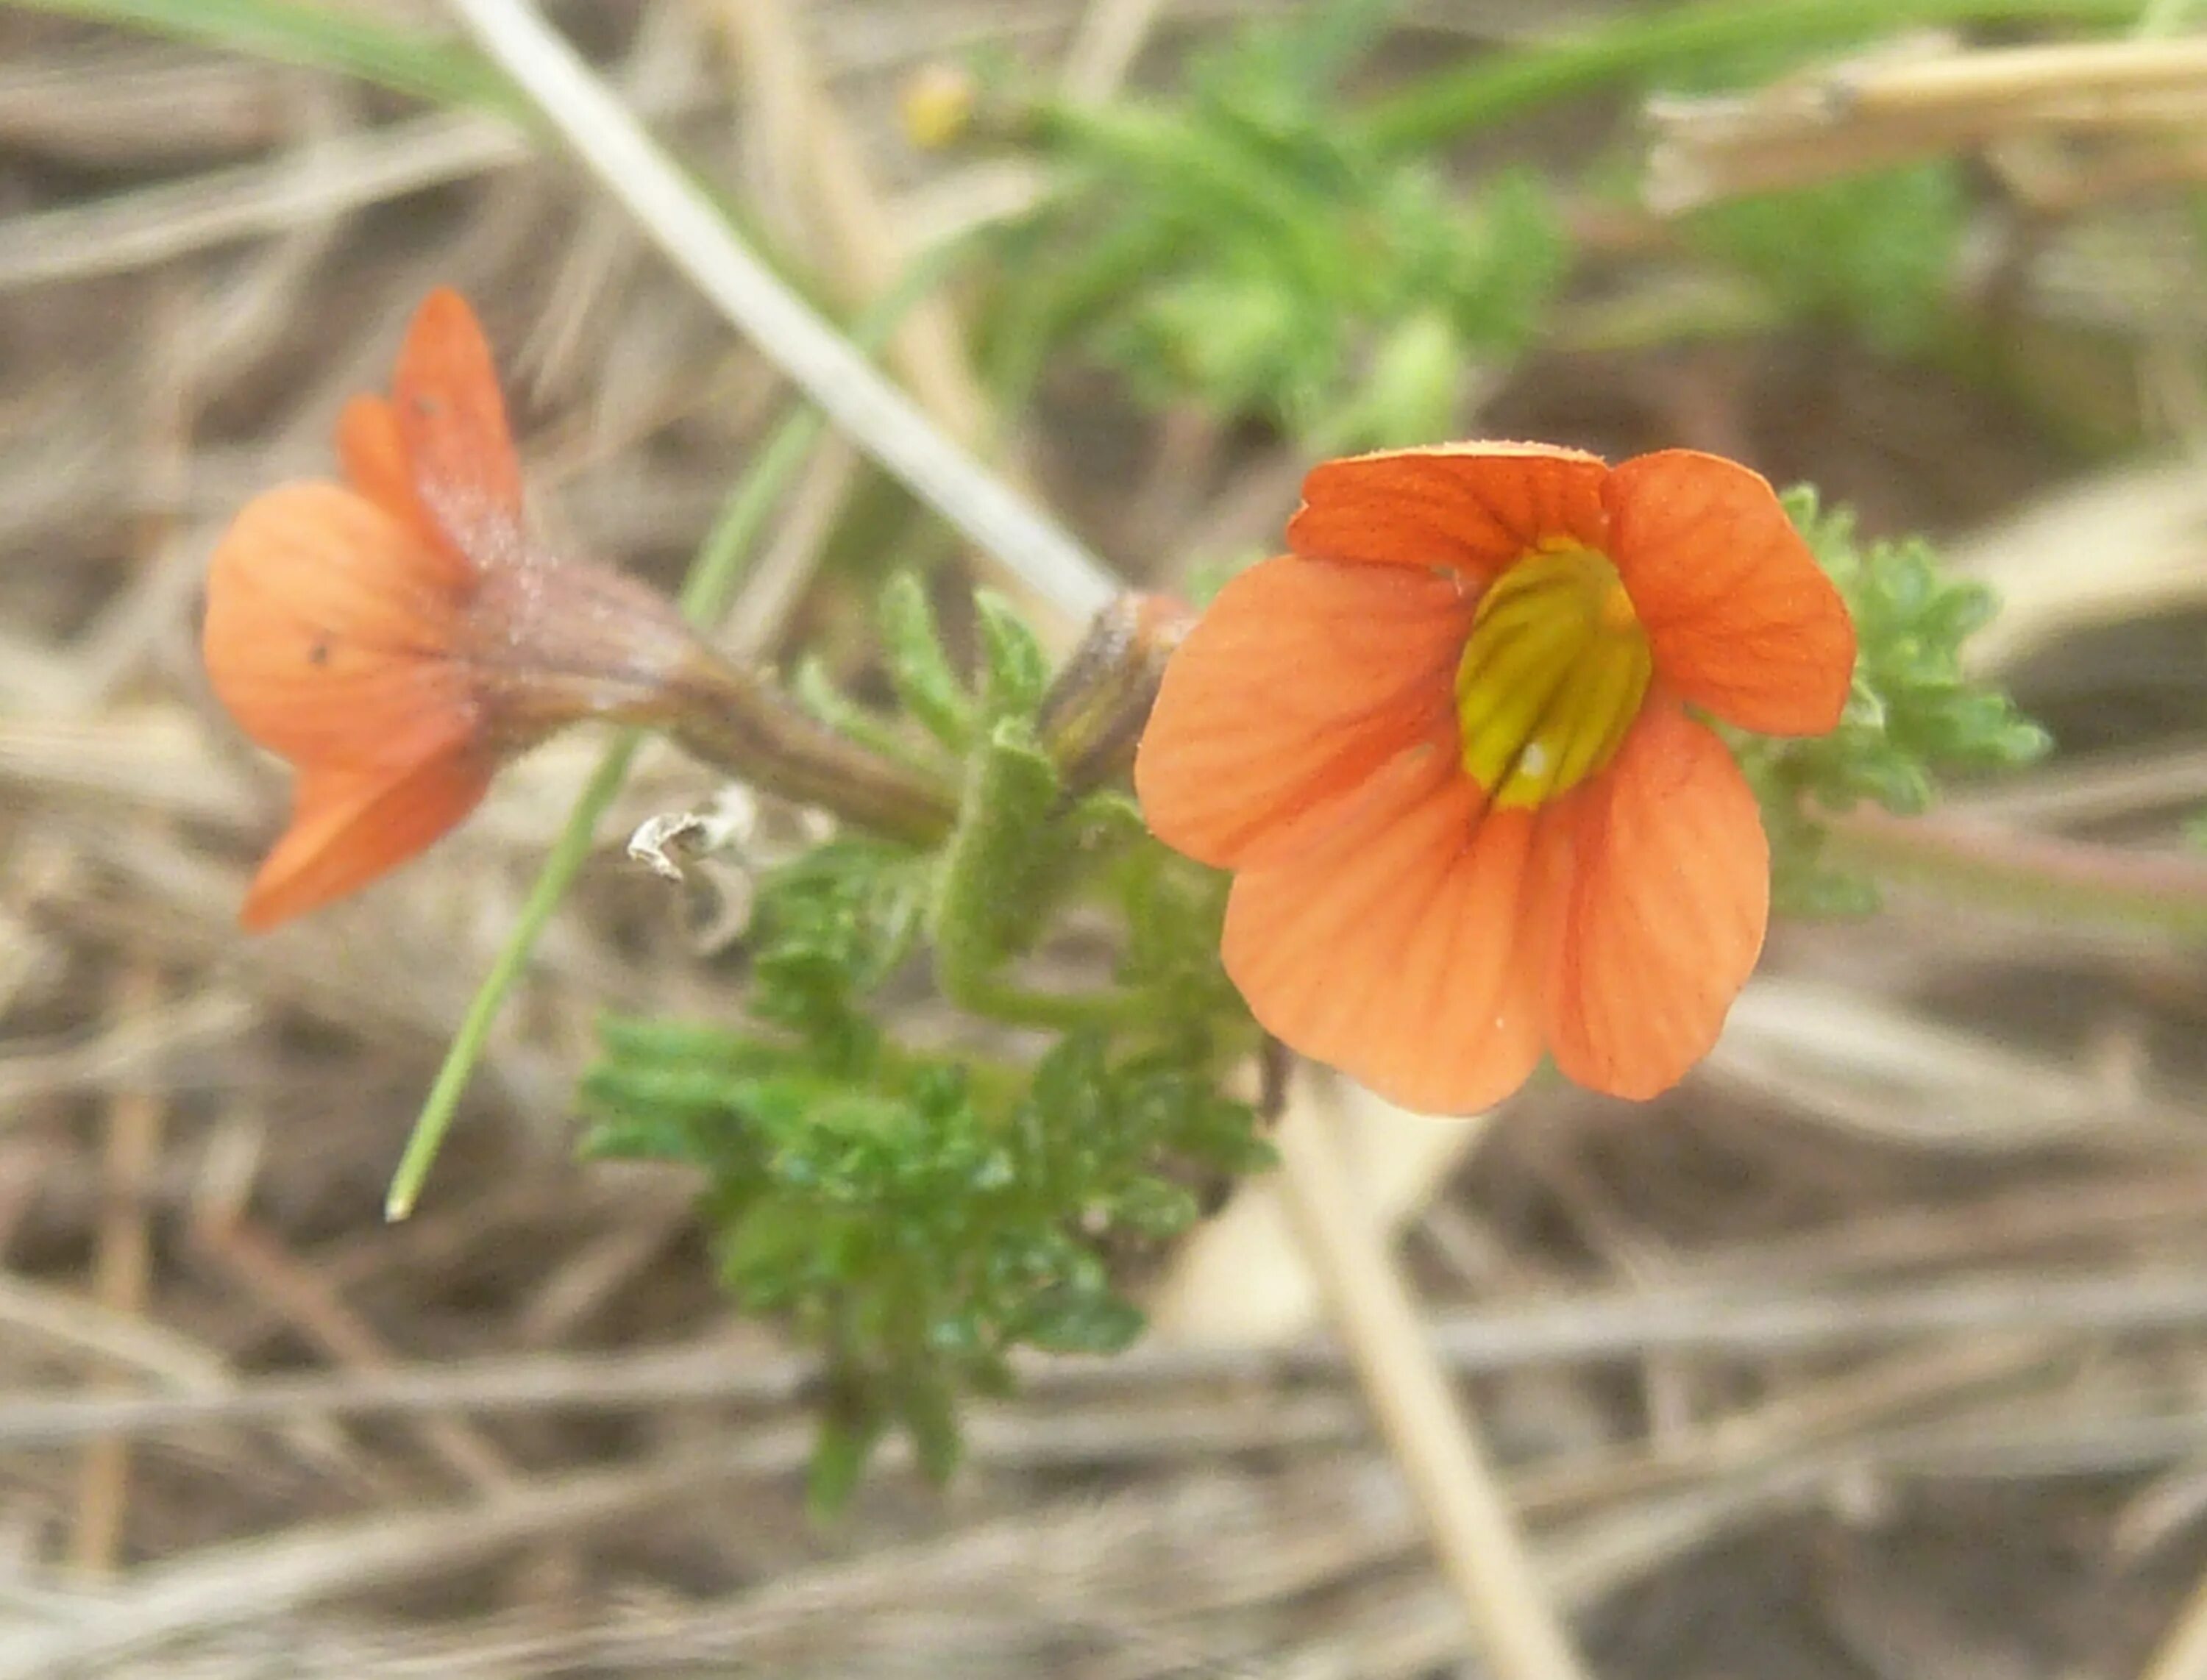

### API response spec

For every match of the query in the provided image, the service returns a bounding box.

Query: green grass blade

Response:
[15,0,527,119]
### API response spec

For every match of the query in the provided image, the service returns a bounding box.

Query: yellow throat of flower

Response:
[1455,543,1652,808]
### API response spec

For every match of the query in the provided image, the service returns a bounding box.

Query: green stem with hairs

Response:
[951,977,1167,1034]
[1826,805,2207,937]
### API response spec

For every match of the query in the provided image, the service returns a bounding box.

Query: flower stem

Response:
[1825,805,2207,936]
[948,975,1163,1033]
[657,661,957,847]
[1274,1074,1589,1680]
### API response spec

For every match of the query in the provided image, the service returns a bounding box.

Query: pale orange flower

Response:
[1134,442,1856,1113]
[202,289,706,929]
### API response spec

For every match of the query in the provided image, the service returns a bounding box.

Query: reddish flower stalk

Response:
[203,289,952,928]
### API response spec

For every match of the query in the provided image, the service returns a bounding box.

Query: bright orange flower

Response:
[1134,442,1856,1113]
[203,289,708,930]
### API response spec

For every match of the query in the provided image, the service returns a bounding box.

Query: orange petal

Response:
[1134,555,1472,870]
[1602,450,1855,736]
[1287,442,1610,583]
[202,482,477,769]
[336,394,469,581]
[391,288,525,560]
[1223,745,1545,1116]
[1538,702,1768,1100]
[241,750,494,930]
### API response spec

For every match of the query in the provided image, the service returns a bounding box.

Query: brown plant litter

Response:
[7,3,2207,1677]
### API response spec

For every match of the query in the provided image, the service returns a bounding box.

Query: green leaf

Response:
[791,655,948,775]
[1440,168,1568,353]
[897,1374,966,1485]
[973,589,1051,722]
[1693,162,1967,355]
[582,1063,765,1128]
[1315,307,1465,452]
[1009,25,1564,444]
[1020,1287,1148,1355]
[575,1107,697,1167]
[808,1403,887,1520]
[578,982,1268,1506]
[931,718,1063,989]
[747,841,930,1044]
[719,1194,837,1289]
[1107,1175,1202,1239]
[595,1015,790,1076]
[878,574,976,752]
[1746,490,2051,915]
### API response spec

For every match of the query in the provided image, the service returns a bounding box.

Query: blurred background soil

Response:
[8,1,2207,1676]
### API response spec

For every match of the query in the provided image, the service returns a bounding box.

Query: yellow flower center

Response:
[1454,543,1652,808]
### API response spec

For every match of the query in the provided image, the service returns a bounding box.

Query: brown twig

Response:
[1272,1072,1592,1680]
[0,1442,805,1680]
[191,1214,519,1494]
[20,1259,2207,1448]
[717,0,989,449]
[1060,0,1171,103]
[69,953,167,1573]
[1647,36,2207,213]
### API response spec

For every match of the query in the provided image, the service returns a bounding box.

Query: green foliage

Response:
[876,573,977,752]
[582,577,1264,1510]
[931,718,1061,1003]
[1744,488,2052,914]
[990,4,1566,449]
[972,590,1051,722]
[587,1018,1256,1499]
[1689,163,1969,355]
[964,0,2130,436]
